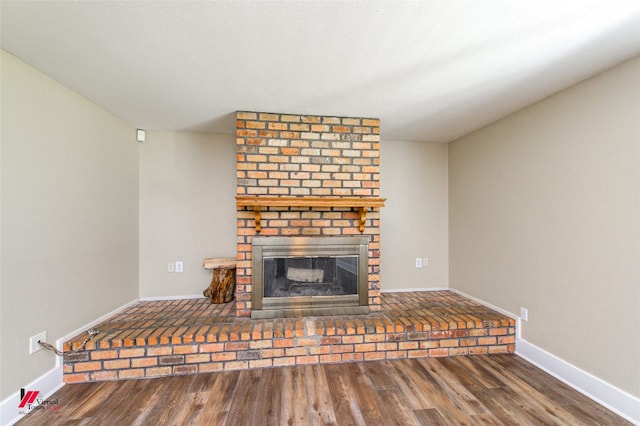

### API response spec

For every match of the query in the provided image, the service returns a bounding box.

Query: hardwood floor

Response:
[19,355,629,425]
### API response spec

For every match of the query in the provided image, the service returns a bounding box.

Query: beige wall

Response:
[138,131,236,298]
[0,50,139,400]
[137,135,449,297]
[449,57,640,397]
[380,140,449,290]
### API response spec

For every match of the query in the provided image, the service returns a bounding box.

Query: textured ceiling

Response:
[1,1,639,142]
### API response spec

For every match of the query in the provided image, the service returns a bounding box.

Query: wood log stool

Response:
[202,258,236,304]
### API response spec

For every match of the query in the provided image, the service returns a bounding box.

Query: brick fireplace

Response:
[62,113,517,384]
[235,111,384,318]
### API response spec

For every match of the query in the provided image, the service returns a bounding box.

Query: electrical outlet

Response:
[175,261,184,273]
[422,258,429,267]
[520,307,528,322]
[415,258,422,268]
[168,262,175,273]
[29,331,47,355]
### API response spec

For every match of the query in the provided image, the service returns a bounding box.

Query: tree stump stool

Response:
[202,258,236,304]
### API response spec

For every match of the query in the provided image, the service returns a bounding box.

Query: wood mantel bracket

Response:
[236,196,386,234]
[254,207,262,233]
[357,207,368,232]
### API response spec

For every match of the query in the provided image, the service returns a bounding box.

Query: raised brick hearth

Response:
[63,291,516,383]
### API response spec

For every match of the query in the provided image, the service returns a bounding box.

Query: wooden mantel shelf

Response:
[236,196,386,209]
[236,196,386,233]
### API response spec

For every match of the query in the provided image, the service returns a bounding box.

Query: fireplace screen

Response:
[264,256,358,298]
[252,236,369,318]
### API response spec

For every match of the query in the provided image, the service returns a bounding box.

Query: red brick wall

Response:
[235,112,382,317]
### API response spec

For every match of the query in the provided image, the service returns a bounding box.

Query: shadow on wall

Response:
[182,112,236,134]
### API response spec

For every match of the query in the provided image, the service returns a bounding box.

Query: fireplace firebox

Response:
[251,236,369,319]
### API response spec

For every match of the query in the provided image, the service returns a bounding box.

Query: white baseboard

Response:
[449,288,639,424]
[381,287,450,293]
[0,366,63,426]
[0,297,139,426]
[517,339,640,425]
[139,294,205,301]
[54,297,140,365]
[447,288,519,320]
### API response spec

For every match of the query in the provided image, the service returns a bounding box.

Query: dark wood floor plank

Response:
[387,358,474,425]
[60,380,120,421]
[17,355,632,426]
[461,356,552,425]
[252,367,282,426]
[490,353,586,406]
[199,370,240,426]
[473,387,541,425]
[375,389,420,426]
[84,377,150,424]
[359,360,398,391]
[187,368,220,394]
[496,353,631,426]
[280,365,311,426]
[413,408,449,426]
[407,359,475,425]
[418,358,490,417]
[304,364,338,426]
[469,413,505,425]
[172,391,210,426]
[438,355,505,391]
[476,366,560,425]
[345,362,386,425]
[359,362,420,425]
[324,363,364,426]
[480,356,593,425]
[224,369,263,426]
[129,376,177,426]
[171,372,226,426]
[384,359,437,411]
[127,375,194,425]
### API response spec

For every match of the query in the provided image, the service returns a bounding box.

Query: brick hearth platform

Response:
[63,291,516,383]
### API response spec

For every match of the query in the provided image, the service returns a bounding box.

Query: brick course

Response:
[64,321,515,383]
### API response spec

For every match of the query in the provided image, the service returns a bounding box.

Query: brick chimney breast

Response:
[235,111,382,317]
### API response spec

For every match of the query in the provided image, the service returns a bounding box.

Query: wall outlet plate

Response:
[520,307,529,322]
[168,262,175,272]
[29,331,47,354]
[415,258,422,268]
[176,261,184,273]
